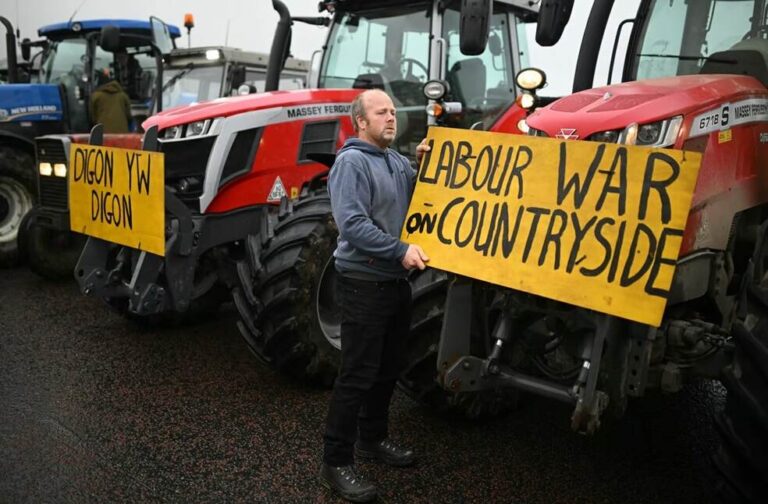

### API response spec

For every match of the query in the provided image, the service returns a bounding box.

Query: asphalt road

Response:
[1,266,724,503]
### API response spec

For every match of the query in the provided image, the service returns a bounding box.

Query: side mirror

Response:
[150,16,175,55]
[536,0,574,46]
[21,38,31,61]
[460,0,492,56]
[99,25,121,53]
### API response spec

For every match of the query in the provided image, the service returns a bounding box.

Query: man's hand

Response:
[401,244,429,271]
[415,138,431,165]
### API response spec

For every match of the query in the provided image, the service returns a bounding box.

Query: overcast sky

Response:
[1,0,639,95]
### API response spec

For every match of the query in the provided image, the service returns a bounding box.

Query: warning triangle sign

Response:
[267,176,287,202]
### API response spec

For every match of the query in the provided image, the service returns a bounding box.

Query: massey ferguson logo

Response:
[556,128,579,140]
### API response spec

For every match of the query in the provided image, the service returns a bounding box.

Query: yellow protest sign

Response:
[402,127,702,327]
[69,144,165,256]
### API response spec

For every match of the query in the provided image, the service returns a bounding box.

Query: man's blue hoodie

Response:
[329,137,416,280]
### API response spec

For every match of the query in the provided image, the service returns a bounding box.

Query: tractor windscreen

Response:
[319,4,431,155]
[162,65,225,109]
[318,3,522,155]
[40,39,95,84]
[629,0,765,81]
[441,7,520,131]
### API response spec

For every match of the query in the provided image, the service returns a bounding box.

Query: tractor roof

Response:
[38,19,181,41]
[165,47,309,73]
[319,0,538,15]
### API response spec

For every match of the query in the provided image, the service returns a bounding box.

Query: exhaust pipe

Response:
[265,0,292,92]
[0,16,18,83]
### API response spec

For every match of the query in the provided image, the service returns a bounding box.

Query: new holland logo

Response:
[267,176,287,202]
[555,128,579,139]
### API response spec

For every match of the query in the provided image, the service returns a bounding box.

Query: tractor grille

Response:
[159,135,216,209]
[298,120,339,162]
[36,138,69,210]
[40,177,68,208]
[36,138,67,160]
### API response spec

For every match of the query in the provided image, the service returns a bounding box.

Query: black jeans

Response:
[322,273,412,466]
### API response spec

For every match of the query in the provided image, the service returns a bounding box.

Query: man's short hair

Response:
[350,92,366,133]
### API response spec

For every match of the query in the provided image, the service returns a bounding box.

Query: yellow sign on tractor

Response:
[69,144,165,257]
[403,127,702,327]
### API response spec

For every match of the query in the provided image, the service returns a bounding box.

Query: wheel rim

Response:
[0,176,34,245]
[316,256,342,350]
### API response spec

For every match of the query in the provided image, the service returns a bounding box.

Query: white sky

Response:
[1,0,640,95]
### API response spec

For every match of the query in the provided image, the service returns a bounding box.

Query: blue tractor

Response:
[0,16,179,265]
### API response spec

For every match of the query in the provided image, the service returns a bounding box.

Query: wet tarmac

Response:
[1,266,724,503]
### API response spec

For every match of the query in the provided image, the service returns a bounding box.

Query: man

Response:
[89,68,132,133]
[319,89,430,503]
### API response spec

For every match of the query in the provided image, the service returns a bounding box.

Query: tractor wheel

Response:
[0,146,36,266]
[233,187,340,386]
[399,268,518,418]
[714,222,768,503]
[21,208,86,280]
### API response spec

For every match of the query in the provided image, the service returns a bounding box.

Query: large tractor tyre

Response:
[21,208,87,280]
[714,225,768,503]
[233,188,340,386]
[399,268,518,419]
[0,147,36,266]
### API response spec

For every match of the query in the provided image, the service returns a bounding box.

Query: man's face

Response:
[357,91,397,149]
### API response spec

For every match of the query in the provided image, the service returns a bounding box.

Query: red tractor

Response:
[71,1,539,350]
[403,0,766,501]
[27,37,308,279]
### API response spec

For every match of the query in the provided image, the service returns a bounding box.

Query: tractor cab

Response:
[161,47,307,111]
[310,0,536,154]
[35,19,180,132]
[626,0,767,84]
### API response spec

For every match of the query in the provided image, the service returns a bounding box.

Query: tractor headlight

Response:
[39,162,53,176]
[588,130,621,143]
[423,80,449,100]
[586,116,683,147]
[163,125,182,140]
[622,116,683,147]
[515,68,547,91]
[53,163,67,177]
[518,92,536,110]
[185,119,210,137]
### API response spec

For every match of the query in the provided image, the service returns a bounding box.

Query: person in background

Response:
[89,68,132,133]
[319,88,430,503]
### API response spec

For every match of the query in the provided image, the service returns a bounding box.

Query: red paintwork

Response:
[489,102,527,134]
[143,88,363,131]
[526,74,768,256]
[206,115,357,213]
[141,88,363,215]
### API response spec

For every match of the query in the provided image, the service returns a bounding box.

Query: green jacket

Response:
[89,81,132,133]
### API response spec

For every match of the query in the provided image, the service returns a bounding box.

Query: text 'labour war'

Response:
[409,138,686,297]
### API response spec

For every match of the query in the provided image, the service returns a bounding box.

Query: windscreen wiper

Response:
[162,62,194,91]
